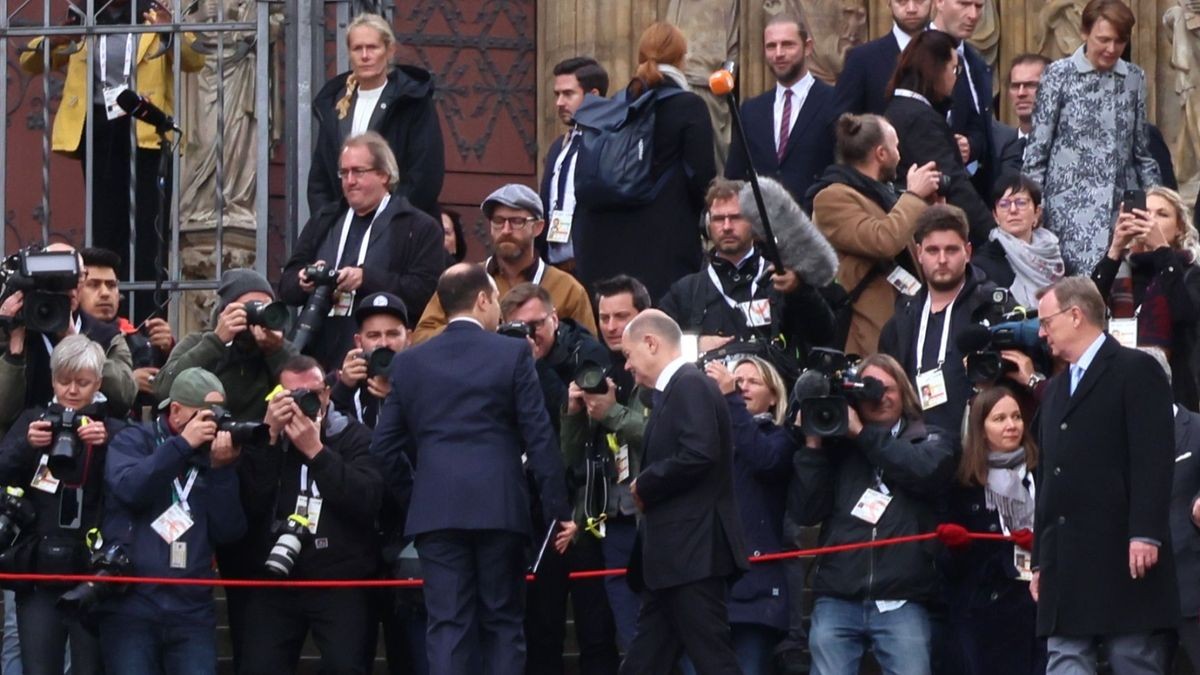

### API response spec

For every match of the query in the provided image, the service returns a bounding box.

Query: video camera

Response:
[56,531,131,616]
[290,264,340,353]
[0,247,81,335]
[791,348,884,437]
[956,301,1042,385]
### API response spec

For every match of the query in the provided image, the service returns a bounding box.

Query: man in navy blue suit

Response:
[834,0,932,116]
[724,13,836,214]
[930,0,994,200]
[369,263,578,675]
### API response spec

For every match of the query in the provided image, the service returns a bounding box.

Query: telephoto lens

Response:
[574,361,609,395]
[243,300,290,332]
[264,514,312,577]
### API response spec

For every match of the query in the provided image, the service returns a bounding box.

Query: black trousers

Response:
[14,587,102,675]
[524,533,619,675]
[83,105,170,323]
[619,577,741,675]
[237,586,373,675]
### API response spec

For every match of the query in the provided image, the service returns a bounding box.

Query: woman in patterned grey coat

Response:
[1022,0,1160,275]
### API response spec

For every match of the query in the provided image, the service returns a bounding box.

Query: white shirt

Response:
[448,316,484,330]
[351,84,385,136]
[774,72,815,152]
[892,23,914,52]
[654,356,691,392]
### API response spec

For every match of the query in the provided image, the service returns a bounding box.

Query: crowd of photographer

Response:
[3,0,1200,674]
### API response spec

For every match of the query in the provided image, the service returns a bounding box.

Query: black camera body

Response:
[56,538,132,616]
[210,405,269,445]
[41,404,86,476]
[303,264,340,288]
[574,360,609,395]
[290,265,341,352]
[957,296,1041,385]
[0,487,35,553]
[362,347,395,379]
[793,348,884,438]
[264,514,312,577]
[497,321,533,340]
[289,388,323,420]
[243,300,289,332]
[0,248,81,335]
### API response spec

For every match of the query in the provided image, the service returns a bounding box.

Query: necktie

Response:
[777,89,792,163]
[1070,365,1084,395]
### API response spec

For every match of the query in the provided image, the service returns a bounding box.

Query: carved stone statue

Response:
[791,0,867,84]
[1035,0,1087,61]
[1164,0,1200,200]
[666,0,739,171]
[966,0,999,96]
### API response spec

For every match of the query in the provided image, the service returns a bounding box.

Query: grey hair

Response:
[1137,346,1172,385]
[343,131,401,191]
[50,334,105,379]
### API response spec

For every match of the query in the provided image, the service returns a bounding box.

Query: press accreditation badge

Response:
[296,495,323,535]
[103,85,129,121]
[151,503,194,544]
[1109,317,1138,349]
[1013,546,1034,582]
[329,291,354,318]
[738,298,772,327]
[916,368,949,410]
[614,444,630,483]
[170,541,188,569]
[886,267,922,296]
[30,454,60,494]
[546,210,573,244]
[851,488,892,525]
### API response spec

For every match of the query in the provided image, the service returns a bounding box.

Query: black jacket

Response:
[879,264,1008,434]
[1171,408,1200,619]
[534,319,610,436]
[278,194,445,371]
[971,239,1016,290]
[308,66,444,218]
[790,418,955,603]
[884,95,995,247]
[237,408,384,580]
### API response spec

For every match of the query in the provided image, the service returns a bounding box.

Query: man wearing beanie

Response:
[155,268,297,422]
[100,367,246,675]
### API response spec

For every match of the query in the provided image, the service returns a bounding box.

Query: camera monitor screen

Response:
[22,252,79,276]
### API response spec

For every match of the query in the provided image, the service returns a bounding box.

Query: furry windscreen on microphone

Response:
[738,177,838,286]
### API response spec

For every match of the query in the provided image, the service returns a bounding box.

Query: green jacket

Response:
[155,332,297,421]
[559,387,650,532]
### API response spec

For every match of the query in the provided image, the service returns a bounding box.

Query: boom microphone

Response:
[116,89,179,134]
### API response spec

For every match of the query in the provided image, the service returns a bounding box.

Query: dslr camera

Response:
[0,247,81,335]
[791,348,884,437]
[288,388,323,420]
[0,487,35,553]
[56,533,131,616]
[361,347,395,379]
[243,300,290,332]
[41,404,88,476]
[497,321,533,340]
[209,405,269,445]
[264,513,312,577]
[290,264,341,352]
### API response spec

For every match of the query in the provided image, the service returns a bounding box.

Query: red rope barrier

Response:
[0,527,1022,589]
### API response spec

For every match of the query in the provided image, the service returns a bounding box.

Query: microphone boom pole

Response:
[709,62,784,272]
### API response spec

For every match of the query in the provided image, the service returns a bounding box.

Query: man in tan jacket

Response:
[809,113,941,355]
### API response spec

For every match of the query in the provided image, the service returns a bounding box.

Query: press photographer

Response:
[790,353,955,674]
[0,336,126,675]
[236,356,384,674]
[659,177,837,377]
[330,292,409,428]
[101,367,246,675]
[0,244,136,428]
[279,132,443,371]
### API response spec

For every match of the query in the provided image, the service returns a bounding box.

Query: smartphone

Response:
[1122,189,1146,213]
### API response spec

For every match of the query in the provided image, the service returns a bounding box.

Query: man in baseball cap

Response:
[333,291,409,428]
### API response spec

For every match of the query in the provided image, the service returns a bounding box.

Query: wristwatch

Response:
[1027,372,1047,389]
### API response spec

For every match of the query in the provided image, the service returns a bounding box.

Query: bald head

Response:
[436,262,501,330]
[621,309,684,388]
[623,309,682,346]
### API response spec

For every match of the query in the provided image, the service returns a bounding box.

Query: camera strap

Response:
[333,193,391,270]
[40,314,82,357]
[915,295,955,373]
[298,464,321,499]
[172,468,197,513]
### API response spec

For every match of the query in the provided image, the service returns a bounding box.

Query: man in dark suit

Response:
[537,57,609,271]
[618,309,748,674]
[930,0,993,201]
[834,0,932,116]
[991,54,1049,182]
[1033,277,1178,674]
[725,13,836,213]
[370,263,578,675]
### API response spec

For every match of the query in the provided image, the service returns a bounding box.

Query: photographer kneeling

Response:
[790,353,955,674]
[100,367,246,675]
[238,356,384,675]
[0,335,125,675]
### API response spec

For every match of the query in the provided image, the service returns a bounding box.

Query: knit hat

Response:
[160,367,225,409]
[216,268,275,314]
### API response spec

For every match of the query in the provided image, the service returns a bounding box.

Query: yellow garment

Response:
[19,32,204,154]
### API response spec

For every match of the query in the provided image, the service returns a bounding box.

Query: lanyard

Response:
[485,257,547,286]
[173,468,198,512]
[334,193,391,269]
[706,256,766,311]
[42,314,83,357]
[99,34,135,85]
[299,464,321,499]
[892,88,932,107]
[552,130,580,212]
[915,294,955,373]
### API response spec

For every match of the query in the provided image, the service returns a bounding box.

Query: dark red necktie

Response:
[777,89,792,163]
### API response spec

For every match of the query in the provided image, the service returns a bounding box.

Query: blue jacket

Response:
[100,418,246,626]
[725,395,795,631]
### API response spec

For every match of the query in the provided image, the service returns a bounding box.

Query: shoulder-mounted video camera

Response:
[791,348,884,437]
[0,247,81,335]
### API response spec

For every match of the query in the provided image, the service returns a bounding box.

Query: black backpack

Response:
[571,86,685,209]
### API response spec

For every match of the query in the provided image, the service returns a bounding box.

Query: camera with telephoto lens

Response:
[56,533,131,616]
[0,247,81,335]
[497,321,533,340]
[574,360,609,395]
[264,514,312,577]
[41,404,86,476]
[210,405,270,445]
[0,487,35,553]
[243,300,290,332]
[791,348,885,438]
[290,264,341,353]
[288,388,323,420]
[956,295,1042,385]
[362,347,395,379]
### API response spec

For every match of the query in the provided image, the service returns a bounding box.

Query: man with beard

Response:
[724,13,836,213]
[809,113,940,354]
[835,0,932,116]
[413,184,596,344]
[879,204,1010,434]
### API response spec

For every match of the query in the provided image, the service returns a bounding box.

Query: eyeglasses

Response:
[1038,306,1074,329]
[997,197,1032,211]
[490,216,538,231]
[524,314,554,331]
[337,166,379,180]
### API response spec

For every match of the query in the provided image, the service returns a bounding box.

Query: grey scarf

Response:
[985,448,1034,532]
[990,227,1065,307]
